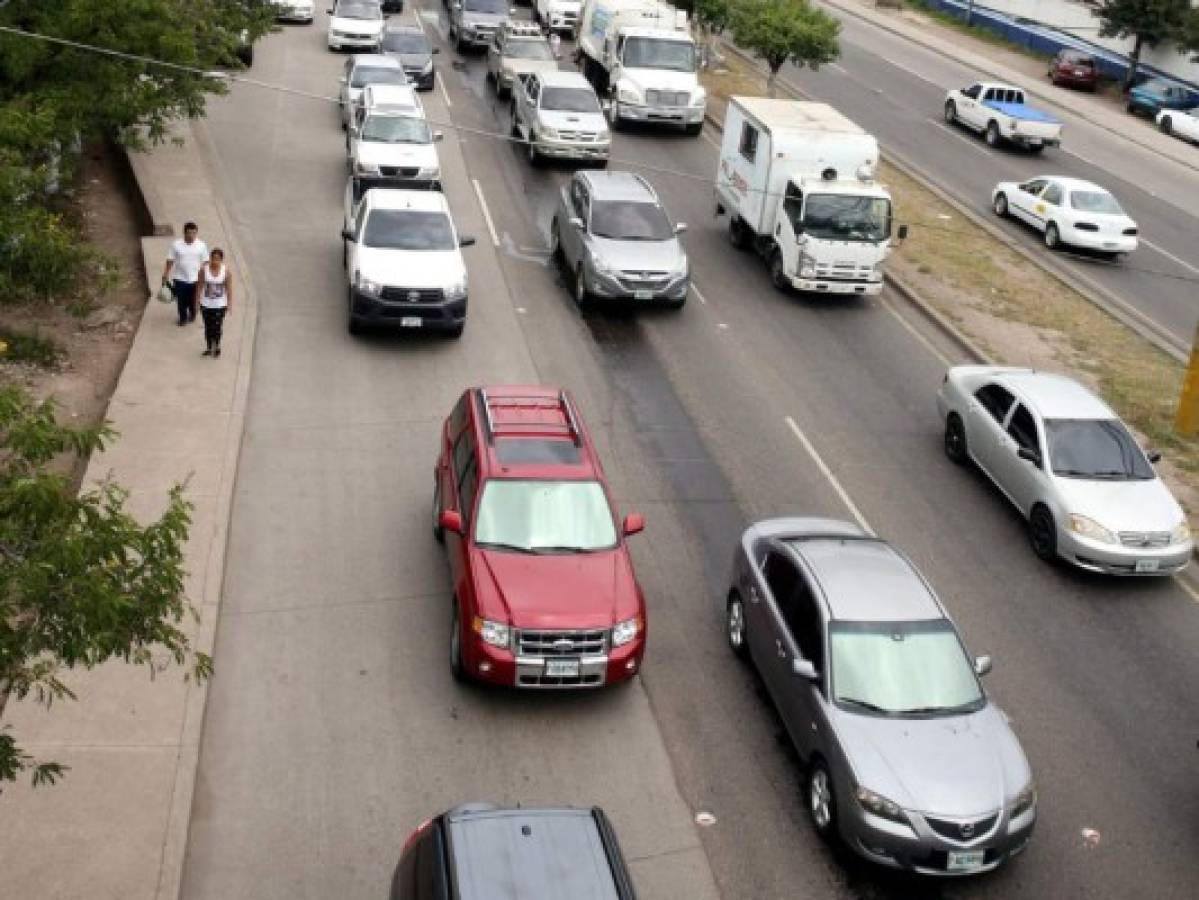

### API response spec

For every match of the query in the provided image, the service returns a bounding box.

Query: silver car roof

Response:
[581,170,657,204]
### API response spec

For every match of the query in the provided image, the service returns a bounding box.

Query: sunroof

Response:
[496,439,581,465]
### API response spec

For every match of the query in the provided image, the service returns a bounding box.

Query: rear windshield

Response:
[363,209,455,251]
[1069,191,1123,214]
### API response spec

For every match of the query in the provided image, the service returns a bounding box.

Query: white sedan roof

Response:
[364,189,450,214]
[996,371,1115,420]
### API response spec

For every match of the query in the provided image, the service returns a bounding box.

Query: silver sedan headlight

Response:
[1067,513,1117,544]
[855,786,908,825]
[1009,782,1036,818]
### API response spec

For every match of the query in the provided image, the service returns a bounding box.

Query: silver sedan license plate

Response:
[1135,559,1160,573]
[399,316,421,328]
[545,659,579,678]
[947,850,985,871]
[634,289,653,300]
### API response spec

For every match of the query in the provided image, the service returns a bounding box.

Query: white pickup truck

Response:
[943,81,1062,152]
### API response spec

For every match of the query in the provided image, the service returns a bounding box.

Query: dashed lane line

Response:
[784,416,875,535]
[471,177,501,247]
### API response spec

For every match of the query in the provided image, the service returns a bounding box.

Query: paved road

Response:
[784,4,1199,353]
[183,6,1199,899]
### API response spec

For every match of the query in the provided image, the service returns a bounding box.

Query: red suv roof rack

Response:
[478,388,583,447]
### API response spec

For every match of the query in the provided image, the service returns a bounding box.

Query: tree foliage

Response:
[0,385,208,789]
[731,0,841,94]
[1095,0,1194,88]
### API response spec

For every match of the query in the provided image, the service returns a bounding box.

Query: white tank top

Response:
[200,264,228,309]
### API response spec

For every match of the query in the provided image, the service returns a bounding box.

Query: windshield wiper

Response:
[838,697,891,715]
[475,540,537,554]
[896,703,972,716]
[529,545,592,554]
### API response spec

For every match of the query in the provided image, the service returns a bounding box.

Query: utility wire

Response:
[3,23,1198,288]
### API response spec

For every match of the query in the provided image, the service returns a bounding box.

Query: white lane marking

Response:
[784,416,875,535]
[1175,577,1199,605]
[926,118,992,158]
[829,63,848,75]
[1141,237,1199,279]
[879,55,941,88]
[879,297,952,367]
[437,67,454,108]
[471,178,500,247]
[691,284,710,305]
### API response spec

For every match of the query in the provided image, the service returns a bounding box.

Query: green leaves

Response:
[731,0,841,82]
[0,386,205,789]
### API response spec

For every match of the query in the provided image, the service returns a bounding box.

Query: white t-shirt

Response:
[168,238,209,284]
[199,264,229,310]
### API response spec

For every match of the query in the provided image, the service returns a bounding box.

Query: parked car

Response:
[347,94,442,191]
[272,0,315,22]
[338,54,407,129]
[534,0,582,35]
[550,170,688,308]
[943,82,1062,152]
[1127,77,1193,117]
[380,24,439,91]
[1047,49,1097,91]
[432,385,647,687]
[486,21,558,98]
[725,518,1036,875]
[341,187,474,335]
[326,0,385,51]
[390,804,637,899]
[448,0,514,52]
[991,175,1138,257]
[937,367,1192,573]
[1157,106,1199,143]
[510,70,610,167]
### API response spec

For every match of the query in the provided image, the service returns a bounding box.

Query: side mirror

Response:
[569,216,584,230]
[459,235,476,247]
[341,227,355,241]
[439,510,464,535]
[327,8,334,14]
[791,658,818,682]
[434,131,444,141]
[974,655,993,677]
[1147,450,1162,463]
[674,222,688,234]
[1017,446,1041,466]
[510,6,518,13]
[622,513,645,536]
[897,224,909,240]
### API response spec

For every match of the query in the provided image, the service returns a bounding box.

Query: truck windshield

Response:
[622,38,695,73]
[802,195,891,243]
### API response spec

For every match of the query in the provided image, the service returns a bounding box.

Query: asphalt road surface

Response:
[181,6,1199,899]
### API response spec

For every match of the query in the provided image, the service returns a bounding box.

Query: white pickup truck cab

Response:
[944,82,1062,152]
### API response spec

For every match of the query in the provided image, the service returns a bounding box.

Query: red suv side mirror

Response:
[622,513,645,537]
[440,510,464,535]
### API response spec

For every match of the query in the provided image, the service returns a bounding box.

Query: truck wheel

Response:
[1160,116,1173,134]
[1045,222,1061,250]
[769,250,789,293]
[992,192,1009,217]
[985,121,1000,147]
[1126,101,1137,114]
[684,122,702,136]
[728,216,751,250]
[943,100,956,124]
[573,264,590,308]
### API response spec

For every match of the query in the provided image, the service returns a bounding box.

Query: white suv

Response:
[341,187,476,336]
[510,70,610,166]
[348,85,441,190]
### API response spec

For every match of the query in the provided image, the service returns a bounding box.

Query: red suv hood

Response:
[475,548,633,629]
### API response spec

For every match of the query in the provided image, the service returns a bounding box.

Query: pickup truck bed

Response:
[983,101,1060,124]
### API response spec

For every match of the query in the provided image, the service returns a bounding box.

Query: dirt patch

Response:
[0,141,149,483]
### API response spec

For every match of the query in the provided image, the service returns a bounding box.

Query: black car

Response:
[390,804,637,899]
[380,25,438,91]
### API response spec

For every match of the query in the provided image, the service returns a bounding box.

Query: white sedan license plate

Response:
[545,659,580,678]
[399,316,422,328]
[634,289,653,300]
[1135,559,1160,573]
[947,850,986,871]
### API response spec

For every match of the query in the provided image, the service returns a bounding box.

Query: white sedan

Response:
[1157,107,1199,144]
[327,0,385,51]
[991,176,1138,256]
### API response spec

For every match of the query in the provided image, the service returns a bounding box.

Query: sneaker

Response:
[213,348,221,358]
[178,320,187,327]
[201,348,212,356]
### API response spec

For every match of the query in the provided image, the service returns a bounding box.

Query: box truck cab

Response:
[576,0,705,135]
[715,98,899,295]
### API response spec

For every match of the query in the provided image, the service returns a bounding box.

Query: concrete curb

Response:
[819,0,1199,177]
[711,39,1189,364]
[126,140,176,237]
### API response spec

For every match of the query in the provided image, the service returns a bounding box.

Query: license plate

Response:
[1103,241,1118,248]
[633,289,653,300]
[545,659,579,678]
[1135,559,1160,573]
[1028,138,1043,146]
[399,316,422,328]
[947,850,986,871]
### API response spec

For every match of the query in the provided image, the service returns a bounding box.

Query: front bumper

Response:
[790,275,884,296]
[1060,227,1137,254]
[328,32,381,50]
[585,267,688,302]
[1057,530,1191,575]
[465,634,645,688]
[615,102,705,127]
[533,135,611,160]
[846,804,1036,876]
[349,287,465,331]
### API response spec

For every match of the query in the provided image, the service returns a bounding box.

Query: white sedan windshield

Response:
[474,480,617,553]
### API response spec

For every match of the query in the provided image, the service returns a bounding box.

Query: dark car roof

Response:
[446,807,627,900]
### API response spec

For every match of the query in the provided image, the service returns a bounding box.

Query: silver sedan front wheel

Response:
[807,761,836,840]
[726,593,748,660]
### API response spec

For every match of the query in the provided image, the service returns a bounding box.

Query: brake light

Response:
[400,818,434,857]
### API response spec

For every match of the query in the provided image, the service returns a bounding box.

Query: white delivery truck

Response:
[576,0,705,135]
[715,98,903,296]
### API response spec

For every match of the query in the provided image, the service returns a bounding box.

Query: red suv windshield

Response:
[474,479,618,553]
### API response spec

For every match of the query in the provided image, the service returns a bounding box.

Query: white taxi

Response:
[991,176,1137,257]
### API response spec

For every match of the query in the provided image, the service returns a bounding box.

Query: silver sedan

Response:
[726,518,1036,875]
[937,366,1191,574]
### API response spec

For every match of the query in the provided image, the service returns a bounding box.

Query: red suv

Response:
[432,386,647,688]
[1048,50,1098,91]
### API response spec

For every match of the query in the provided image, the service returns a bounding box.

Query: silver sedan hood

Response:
[589,235,685,274]
[1051,474,1184,533]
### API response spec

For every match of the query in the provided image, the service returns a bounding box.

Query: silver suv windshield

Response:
[474,479,617,553]
[361,114,430,144]
[802,194,890,243]
[590,200,672,241]
[831,619,984,718]
[622,37,695,73]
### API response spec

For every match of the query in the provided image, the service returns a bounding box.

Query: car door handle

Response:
[776,639,787,659]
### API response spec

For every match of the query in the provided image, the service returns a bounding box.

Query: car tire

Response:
[527,137,541,167]
[1029,504,1058,562]
[726,591,749,660]
[549,218,562,261]
[1028,143,1045,154]
[1126,100,1138,114]
[993,192,1008,217]
[985,120,1000,147]
[728,215,751,250]
[1160,116,1173,135]
[943,100,956,124]
[684,122,702,136]
[769,249,789,292]
[432,481,445,543]
[807,759,837,842]
[347,292,363,336]
[573,264,590,308]
[450,599,466,682]
[1045,222,1061,250]
[944,413,968,464]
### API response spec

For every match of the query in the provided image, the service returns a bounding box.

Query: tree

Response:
[731,0,841,96]
[1096,0,1193,90]
[0,385,208,789]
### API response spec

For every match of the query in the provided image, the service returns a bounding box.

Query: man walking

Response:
[162,221,209,326]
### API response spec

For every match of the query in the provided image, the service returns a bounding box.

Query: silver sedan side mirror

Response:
[791,658,818,681]
[674,222,688,234]
[974,655,992,677]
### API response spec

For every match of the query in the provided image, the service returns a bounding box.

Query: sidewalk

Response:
[821,0,1199,175]
[0,121,254,900]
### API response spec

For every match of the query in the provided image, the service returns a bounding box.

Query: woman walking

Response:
[195,248,233,357]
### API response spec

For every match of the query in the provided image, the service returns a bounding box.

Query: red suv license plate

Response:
[546,659,580,678]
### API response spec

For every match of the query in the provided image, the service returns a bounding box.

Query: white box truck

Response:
[576,0,705,135]
[715,98,903,295]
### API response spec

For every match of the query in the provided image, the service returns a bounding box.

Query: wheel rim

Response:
[528,138,536,162]
[1046,225,1058,248]
[771,255,786,288]
[944,102,954,123]
[995,195,1006,215]
[549,224,559,256]
[810,769,832,830]
[727,600,744,650]
[987,124,998,144]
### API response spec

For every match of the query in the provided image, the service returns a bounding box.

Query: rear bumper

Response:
[1060,228,1136,253]
[354,174,441,192]
[349,288,465,331]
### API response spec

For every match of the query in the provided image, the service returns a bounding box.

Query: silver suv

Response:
[510,70,610,167]
[486,21,558,98]
[448,0,513,52]
[551,170,688,308]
